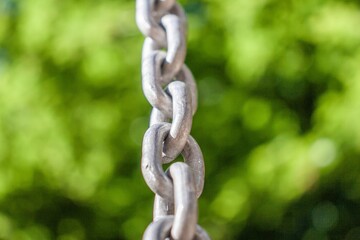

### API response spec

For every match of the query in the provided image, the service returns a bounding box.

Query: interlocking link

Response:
[142,51,173,117]
[165,162,197,239]
[143,216,211,240]
[159,4,186,82]
[141,123,205,199]
[136,0,210,239]
[143,54,198,161]
[136,0,167,46]
[151,81,192,162]
[153,0,176,20]
[142,52,197,119]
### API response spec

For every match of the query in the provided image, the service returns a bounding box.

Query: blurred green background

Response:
[1,0,360,239]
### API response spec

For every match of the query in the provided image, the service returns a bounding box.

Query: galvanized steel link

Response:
[141,123,205,200]
[150,81,192,163]
[143,216,211,240]
[152,163,198,239]
[165,162,198,240]
[136,0,167,46]
[142,51,197,118]
[158,4,187,82]
[153,0,176,20]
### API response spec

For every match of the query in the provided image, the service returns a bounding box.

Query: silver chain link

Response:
[136,0,210,239]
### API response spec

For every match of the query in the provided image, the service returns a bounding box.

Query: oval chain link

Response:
[141,123,205,199]
[143,216,211,240]
[136,0,210,239]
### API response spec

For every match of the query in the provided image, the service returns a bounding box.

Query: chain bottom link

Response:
[143,216,210,240]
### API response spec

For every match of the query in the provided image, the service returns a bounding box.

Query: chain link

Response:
[136,0,210,239]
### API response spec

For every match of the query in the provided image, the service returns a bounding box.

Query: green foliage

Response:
[1,0,360,239]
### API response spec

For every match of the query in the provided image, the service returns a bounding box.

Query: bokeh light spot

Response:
[345,227,360,240]
[312,202,339,232]
[211,179,249,221]
[302,228,328,240]
[242,98,271,130]
[309,138,337,168]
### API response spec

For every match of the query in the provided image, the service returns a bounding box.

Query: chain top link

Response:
[136,0,210,239]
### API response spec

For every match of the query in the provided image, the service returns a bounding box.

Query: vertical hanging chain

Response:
[136,0,210,239]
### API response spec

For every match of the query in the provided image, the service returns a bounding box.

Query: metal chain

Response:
[136,0,210,239]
